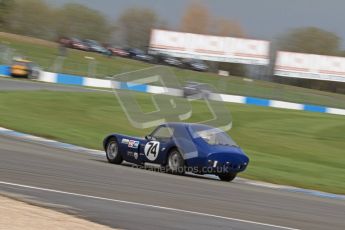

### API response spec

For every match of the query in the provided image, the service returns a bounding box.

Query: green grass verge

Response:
[1,32,345,109]
[0,90,344,194]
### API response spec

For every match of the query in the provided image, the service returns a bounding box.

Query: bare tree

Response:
[180,2,210,34]
[210,18,245,37]
[117,7,160,49]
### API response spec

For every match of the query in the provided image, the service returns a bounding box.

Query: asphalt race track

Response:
[1,77,345,229]
[0,77,105,92]
[0,135,345,230]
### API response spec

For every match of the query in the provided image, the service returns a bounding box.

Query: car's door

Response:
[141,125,174,164]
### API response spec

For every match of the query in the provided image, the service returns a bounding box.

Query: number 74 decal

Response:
[144,141,160,161]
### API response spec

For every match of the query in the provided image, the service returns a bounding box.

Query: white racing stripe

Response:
[0,181,300,230]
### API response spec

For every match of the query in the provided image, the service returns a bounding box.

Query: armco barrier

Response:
[1,68,345,116]
[37,71,345,116]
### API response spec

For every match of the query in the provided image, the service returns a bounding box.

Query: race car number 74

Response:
[144,141,160,161]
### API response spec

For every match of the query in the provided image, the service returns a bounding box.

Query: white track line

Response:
[0,181,300,230]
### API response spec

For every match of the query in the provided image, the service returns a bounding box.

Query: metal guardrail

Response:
[35,70,345,116]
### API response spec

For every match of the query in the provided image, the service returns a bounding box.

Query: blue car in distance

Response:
[103,122,249,181]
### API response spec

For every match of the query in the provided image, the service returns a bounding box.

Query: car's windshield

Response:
[189,125,238,147]
[13,61,29,67]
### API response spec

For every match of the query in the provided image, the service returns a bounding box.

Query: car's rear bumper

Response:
[205,159,248,173]
[196,152,249,174]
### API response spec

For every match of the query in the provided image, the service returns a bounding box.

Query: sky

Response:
[46,0,345,47]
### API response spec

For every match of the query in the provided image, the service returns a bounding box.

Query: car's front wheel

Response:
[106,138,123,164]
[218,172,237,182]
[166,149,185,175]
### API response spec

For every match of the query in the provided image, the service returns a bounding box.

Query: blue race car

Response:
[103,122,249,181]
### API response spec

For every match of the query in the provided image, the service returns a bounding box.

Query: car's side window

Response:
[152,126,174,141]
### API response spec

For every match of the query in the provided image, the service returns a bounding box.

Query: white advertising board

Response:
[275,51,345,83]
[149,29,270,65]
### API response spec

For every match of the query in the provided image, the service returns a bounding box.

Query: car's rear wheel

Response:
[166,149,185,175]
[106,138,123,164]
[218,173,237,182]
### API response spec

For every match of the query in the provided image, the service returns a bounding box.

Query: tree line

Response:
[1,0,343,55]
[0,1,247,46]
[0,0,112,41]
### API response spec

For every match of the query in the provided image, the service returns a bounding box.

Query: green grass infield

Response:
[0,90,344,194]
